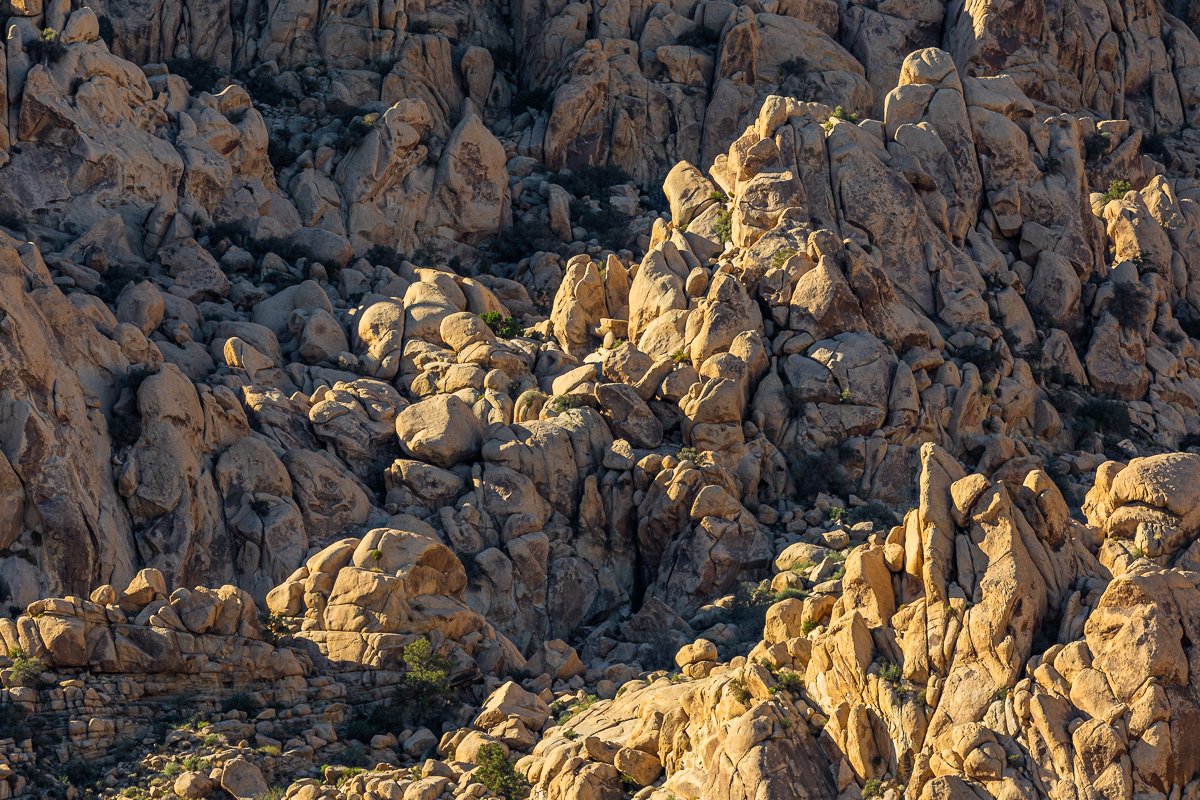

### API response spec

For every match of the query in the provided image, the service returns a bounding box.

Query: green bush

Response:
[714,209,733,243]
[1109,281,1153,328]
[547,395,581,414]
[878,660,902,686]
[480,311,524,338]
[770,670,803,695]
[862,779,883,799]
[388,638,457,730]
[474,743,529,799]
[771,247,798,268]
[1102,179,1132,202]
[725,581,776,640]
[822,105,860,130]
[28,28,66,64]
[549,693,597,724]
[336,111,380,150]
[57,760,102,789]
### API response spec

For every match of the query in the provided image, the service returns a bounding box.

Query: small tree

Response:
[474,743,529,800]
[6,649,45,688]
[391,638,456,729]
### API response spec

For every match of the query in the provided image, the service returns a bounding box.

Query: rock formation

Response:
[4,1,1200,799]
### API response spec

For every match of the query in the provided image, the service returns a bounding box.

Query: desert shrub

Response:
[846,500,896,529]
[480,311,523,338]
[771,247,798,268]
[1108,281,1153,328]
[0,702,29,739]
[550,164,633,199]
[793,448,853,500]
[385,638,457,730]
[244,236,320,265]
[1141,134,1169,160]
[1083,132,1110,162]
[1075,397,1131,439]
[549,693,597,725]
[268,136,302,172]
[725,581,776,640]
[491,219,560,262]
[108,407,141,449]
[862,779,883,799]
[336,111,380,150]
[727,677,751,705]
[878,660,902,686]
[474,743,530,799]
[242,71,291,106]
[770,670,803,694]
[956,343,1004,381]
[222,693,259,715]
[258,613,293,645]
[166,58,223,93]
[571,199,629,249]
[57,760,102,789]
[1102,178,1132,202]
[714,209,733,243]
[821,105,859,131]
[676,24,719,49]
[547,395,581,414]
[28,28,66,64]
[364,244,405,271]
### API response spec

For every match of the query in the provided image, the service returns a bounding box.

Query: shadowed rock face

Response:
[6,1,1200,799]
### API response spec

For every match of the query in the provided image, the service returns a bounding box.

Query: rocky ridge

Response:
[3,0,1200,799]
